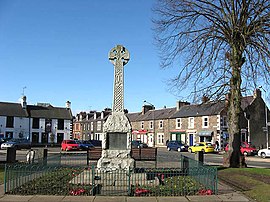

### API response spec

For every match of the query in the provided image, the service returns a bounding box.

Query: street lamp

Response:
[259,86,269,148]
[144,100,155,147]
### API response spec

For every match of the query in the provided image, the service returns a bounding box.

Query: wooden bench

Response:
[87,147,102,165]
[131,147,157,167]
[87,147,157,167]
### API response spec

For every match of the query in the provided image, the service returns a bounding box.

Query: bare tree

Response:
[153,0,270,167]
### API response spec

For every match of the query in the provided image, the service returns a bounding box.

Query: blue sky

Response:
[0,0,184,114]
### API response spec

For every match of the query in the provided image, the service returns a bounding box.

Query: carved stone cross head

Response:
[109,45,130,66]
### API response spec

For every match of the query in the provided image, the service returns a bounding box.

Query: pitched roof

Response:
[139,107,176,121]
[27,105,72,119]
[126,112,141,122]
[241,96,254,110]
[0,102,28,117]
[171,101,225,118]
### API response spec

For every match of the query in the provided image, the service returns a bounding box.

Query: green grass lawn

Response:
[218,167,270,202]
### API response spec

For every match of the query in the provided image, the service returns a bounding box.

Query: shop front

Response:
[170,130,187,144]
[197,131,213,142]
[132,130,151,146]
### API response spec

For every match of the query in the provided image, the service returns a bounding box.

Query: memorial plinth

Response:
[97,45,134,170]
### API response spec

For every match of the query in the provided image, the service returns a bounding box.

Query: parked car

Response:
[258,147,270,158]
[188,142,215,153]
[1,138,31,150]
[225,142,257,156]
[131,140,148,148]
[76,140,94,150]
[89,140,102,147]
[61,140,79,151]
[167,140,188,152]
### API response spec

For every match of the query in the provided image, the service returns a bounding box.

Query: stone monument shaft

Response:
[109,45,130,113]
[97,45,134,170]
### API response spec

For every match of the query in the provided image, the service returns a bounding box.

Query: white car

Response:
[257,147,270,158]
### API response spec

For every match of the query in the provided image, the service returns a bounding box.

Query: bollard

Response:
[43,148,48,166]
[6,147,16,163]
[195,151,204,164]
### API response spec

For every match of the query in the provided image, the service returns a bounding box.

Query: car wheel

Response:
[261,152,266,159]
[188,148,192,153]
[177,148,181,152]
[65,148,69,152]
[243,151,248,156]
[167,147,171,151]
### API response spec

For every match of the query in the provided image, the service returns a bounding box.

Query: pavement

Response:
[0,181,254,202]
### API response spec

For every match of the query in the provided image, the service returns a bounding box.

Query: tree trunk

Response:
[223,46,246,168]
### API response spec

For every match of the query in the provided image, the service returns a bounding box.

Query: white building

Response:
[0,96,73,144]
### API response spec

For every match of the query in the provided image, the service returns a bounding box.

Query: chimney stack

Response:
[254,89,262,99]
[176,101,190,111]
[21,96,27,109]
[66,101,71,109]
[142,104,154,115]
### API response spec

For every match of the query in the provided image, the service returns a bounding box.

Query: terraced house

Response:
[73,89,269,149]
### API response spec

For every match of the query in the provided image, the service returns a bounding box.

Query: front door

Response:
[189,134,194,146]
[42,133,48,144]
[148,133,154,147]
[57,133,64,144]
[32,132,39,143]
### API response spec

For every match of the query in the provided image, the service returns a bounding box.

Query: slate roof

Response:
[0,102,28,117]
[0,102,72,120]
[140,107,177,121]
[171,101,225,118]
[27,105,72,119]
[126,112,141,122]
[241,96,254,110]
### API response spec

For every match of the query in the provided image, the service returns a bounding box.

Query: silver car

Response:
[258,147,270,158]
[1,138,31,150]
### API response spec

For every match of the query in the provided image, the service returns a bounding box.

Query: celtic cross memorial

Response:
[97,45,134,170]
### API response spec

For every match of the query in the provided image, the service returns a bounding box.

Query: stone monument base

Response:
[97,149,134,171]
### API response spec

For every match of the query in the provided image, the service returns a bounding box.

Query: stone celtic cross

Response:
[109,45,130,113]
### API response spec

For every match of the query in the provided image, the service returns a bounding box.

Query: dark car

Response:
[1,138,31,150]
[89,140,102,147]
[167,140,188,152]
[76,140,94,150]
[132,140,148,148]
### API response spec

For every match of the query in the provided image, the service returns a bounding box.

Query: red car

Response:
[225,142,257,156]
[61,140,79,151]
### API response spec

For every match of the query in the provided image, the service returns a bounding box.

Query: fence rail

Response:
[4,153,217,196]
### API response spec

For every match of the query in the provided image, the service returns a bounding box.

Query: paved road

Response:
[158,147,270,168]
[1,147,270,168]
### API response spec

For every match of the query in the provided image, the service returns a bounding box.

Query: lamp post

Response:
[144,100,155,147]
[259,86,269,148]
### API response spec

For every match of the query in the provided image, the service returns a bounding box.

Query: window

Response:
[176,118,181,129]
[188,117,194,128]
[75,123,79,131]
[57,119,64,130]
[6,116,14,128]
[202,116,209,128]
[97,121,101,131]
[87,123,90,130]
[83,124,86,130]
[141,121,144,129]
[32,118,39,129]
[159,120,163,129]
[149,121,153,129]
[91,122,94,131]
[157,133,164,144]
